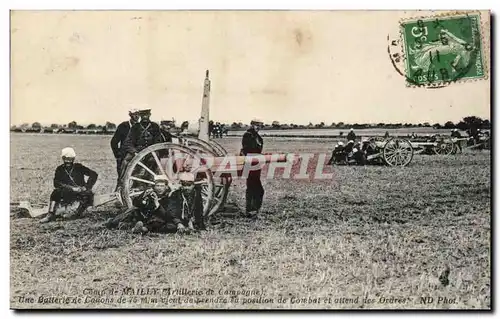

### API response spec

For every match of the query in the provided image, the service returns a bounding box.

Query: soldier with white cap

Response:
[347,128,356,142]
[327,141,345,165]
[40,147,98,223]
[110,108,140,189]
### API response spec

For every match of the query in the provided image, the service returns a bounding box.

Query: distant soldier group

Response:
[209,122,228,138]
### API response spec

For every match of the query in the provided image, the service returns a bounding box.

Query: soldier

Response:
[168,172,206,231]
[119,109,163,180]
[241,119,264,217]
[40,147,98,223]
[159,122,174,143]
[105,175,186,233]
[451,128,463,153]
[347,128,356,141]
[110,109,140,189]
[105,174,204,234]
[208,121,214,138]
[327,141,345,165]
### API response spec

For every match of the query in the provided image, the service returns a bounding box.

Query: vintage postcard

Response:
[10,10,491,310]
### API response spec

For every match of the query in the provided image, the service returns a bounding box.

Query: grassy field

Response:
[10,133,491,309]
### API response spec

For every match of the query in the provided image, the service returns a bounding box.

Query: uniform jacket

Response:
[241,128,263,155]
[110,121,135,159]
[451,131,462,138]
[347,131,356,141]
[53,163,98,190]
[132,190,182,226]
[123,121,162,155]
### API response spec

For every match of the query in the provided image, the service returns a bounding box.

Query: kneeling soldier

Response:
[40,147,98,223]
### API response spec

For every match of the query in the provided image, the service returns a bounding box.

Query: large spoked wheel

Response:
[180,136,225,156]
[208,139,228,156]
[177,137,232,216]
[382,138,414,167]
[433,140,455,155]
[120,143,215,216]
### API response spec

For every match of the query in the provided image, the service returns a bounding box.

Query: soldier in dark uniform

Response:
[241,120,264,217]
[40,147,98,223]
[347,128,356,142]
[119,109,163,181]
[159,122,174,143]
[451,129,463,153]
[105,174,204,234]
[167,172,205,231]
[208,121,214,138]
[110,109,140,189]
[105,175,185,233]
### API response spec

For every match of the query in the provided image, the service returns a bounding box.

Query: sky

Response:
[10,10,491,127]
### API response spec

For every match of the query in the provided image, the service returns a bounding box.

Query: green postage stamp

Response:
[401,12,486,86]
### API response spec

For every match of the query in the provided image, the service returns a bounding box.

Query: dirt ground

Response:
[10,133,491,309]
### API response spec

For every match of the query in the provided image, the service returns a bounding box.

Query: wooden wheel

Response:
[120,143,214,216]
[208,139,228,156]
[382,138,414,167]
[176,137,231,216]
[433,139,455,155]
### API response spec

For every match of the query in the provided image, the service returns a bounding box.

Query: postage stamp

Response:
[400,12,486,87]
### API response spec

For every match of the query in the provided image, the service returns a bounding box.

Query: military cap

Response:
[154,175,169,183]
[61,147,76,158]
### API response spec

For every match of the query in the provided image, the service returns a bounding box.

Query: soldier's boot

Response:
[39,202,57,223]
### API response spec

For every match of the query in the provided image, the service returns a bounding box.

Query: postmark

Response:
[388,12,487,88]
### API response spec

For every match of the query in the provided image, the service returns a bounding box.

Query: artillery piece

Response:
[330,137,414,166]
[118,70,287,217]
[409,133,490,155]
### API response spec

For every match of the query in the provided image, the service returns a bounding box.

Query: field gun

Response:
[118,70,290,216]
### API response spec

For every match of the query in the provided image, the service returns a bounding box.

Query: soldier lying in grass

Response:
[40,147,98,223]
[105,173,205,234]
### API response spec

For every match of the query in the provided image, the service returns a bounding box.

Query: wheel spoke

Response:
[151,151,166,176]
[386,153,397,162]
[137,161,157,177]
[130,176,155,185]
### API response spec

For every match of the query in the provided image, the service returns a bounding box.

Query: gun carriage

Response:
[330,138,414,167]
[118,71,286,217]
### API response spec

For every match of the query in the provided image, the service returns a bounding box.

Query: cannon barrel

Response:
[211,153,288,174]
[167,153,289,175]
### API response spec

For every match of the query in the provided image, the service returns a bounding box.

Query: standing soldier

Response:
[159,122,174,143]
[110,109,140,190]
[40,147,98,223]
[451,128,463,153]
[347,128,356,142]
[119,109,163,180]
[241,119,264,218]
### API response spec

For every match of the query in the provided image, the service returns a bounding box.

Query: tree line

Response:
[10,116,491,133]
